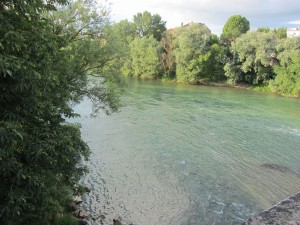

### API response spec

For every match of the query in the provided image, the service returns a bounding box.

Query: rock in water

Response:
[77,210,89,219]
[77,219,88,225]
[260,163,292,174]
[73,196,83,205]
[113,219,122,225]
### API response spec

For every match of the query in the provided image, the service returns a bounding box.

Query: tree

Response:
[257,27,271,33]
[273,27,287,39]
[201,41,227,82]
[271,37,300,96]
[123,36,163,79]
[102,19,136,77]
[224,31,277,84]
[257,27,287,39]
[161,31,176,78]
[133,11,166,41]
[0,0,120,224]
[108,19,136,45]
[173,23,211,83]
[221,15,250,42]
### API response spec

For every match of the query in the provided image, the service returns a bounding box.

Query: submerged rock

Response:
[260,163,294,174]
[241,192,300,225]
[77,218,88,225]
[73,196,83,205]
[69,202,77,212]
[77,210,89,219]
[113,219,122,225]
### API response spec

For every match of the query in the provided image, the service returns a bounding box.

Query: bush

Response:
[54,215,78,225]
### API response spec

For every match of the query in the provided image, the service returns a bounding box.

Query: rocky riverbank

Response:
[241,192,300,225]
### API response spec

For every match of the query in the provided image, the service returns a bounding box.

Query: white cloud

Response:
[288,20,300,25]
[106,0,300,35]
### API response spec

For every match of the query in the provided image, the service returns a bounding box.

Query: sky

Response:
[106,0,300,35]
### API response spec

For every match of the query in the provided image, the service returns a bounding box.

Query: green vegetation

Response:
[109,13,299,97]
[224,31,277,85]
[1,3,299,224]
[172,23,211,83]
[0,0,121,224]
[271,37,300,95]
[221,15,250,43]
[133,11,167,41]
[123,35,163,78]
[53,215,78,225]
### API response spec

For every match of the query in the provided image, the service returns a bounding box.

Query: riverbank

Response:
[242,192,300,225]
[160,78,300,98]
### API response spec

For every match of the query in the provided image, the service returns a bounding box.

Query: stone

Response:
[73,196,83,205]
[77,210,89,219]
[241,192,300,225]
[84,186,91,193]
[260,163,295,174]
[69,202,77,212]
[77,219,88,225]
[100,215,106,220]
[113,219,122,225]
[92,214,106,221]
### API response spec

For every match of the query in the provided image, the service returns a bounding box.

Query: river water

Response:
[74,79,300,225]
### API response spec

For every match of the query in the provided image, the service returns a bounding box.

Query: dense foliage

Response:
[133,11,167,41]
[221,15,250,42]
[271,37,300,95]
[224,31,277,84]
[112,13,299,96]
[1,5,299,223]
[173,23,211,83]
[0,0,121,224]
[123,35,163,79]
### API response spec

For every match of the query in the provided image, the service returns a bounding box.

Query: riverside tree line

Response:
[0,0,299,225]
[110,12,299,96]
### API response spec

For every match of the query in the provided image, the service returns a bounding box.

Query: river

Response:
[74,79,300,225]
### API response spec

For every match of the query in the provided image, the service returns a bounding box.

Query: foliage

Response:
[106,12,167,79]
[271,37,300,96]
[0,0,121,224]
[107,19,136,45]
[161,31,176,78]
[133,11,167,41]
[173,23,213,83]
[224,31,277,84]
[123,36,163,79]
[273,27,287,39]
[54,215,77,225]
[221,15,250,42]
[257,27,271,33]
[201,42,227,82]
[257,27,287,39]
[102,19,136,80]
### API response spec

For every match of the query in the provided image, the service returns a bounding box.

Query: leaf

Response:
[12,129,23,140]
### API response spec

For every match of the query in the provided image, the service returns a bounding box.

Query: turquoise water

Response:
[75,79,300,225]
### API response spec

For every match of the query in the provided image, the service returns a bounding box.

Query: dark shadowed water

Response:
[74,79,300,225]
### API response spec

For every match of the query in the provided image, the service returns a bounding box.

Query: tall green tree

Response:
[133,11,166,41]
[271,37,300,96]
[273,27,287,39]
[123,36,163,79]
[221,15,250,42]
[161,31,176,78]
[257,27,287,39]
[224,31,277,84]
[102,19,136,77]
[0,0,120,224]
[173,23,211,83]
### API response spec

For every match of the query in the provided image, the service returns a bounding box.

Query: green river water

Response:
[74,79,300,225]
